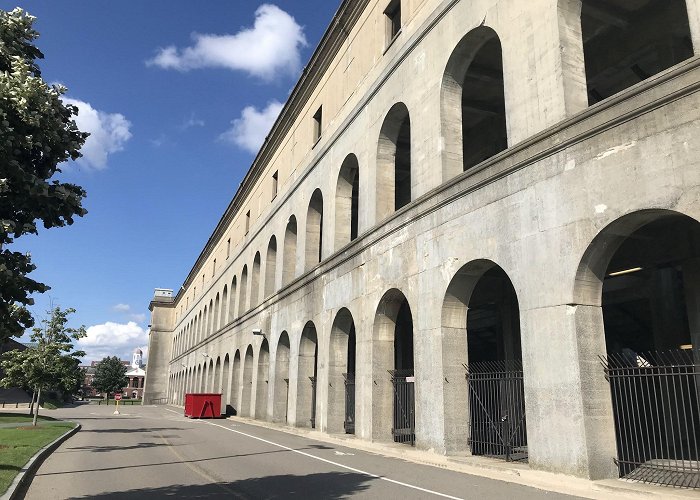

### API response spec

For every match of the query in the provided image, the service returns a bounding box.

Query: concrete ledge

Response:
[0,422,81,500]
[221,413,697,500]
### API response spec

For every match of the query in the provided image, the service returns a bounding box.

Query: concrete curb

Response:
[219,412,697,500]
[0,422,81,500]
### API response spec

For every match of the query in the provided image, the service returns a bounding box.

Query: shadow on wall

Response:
[72,472,375,499]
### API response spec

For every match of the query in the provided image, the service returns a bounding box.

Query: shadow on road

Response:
[70,472,374,499]
[78,427,180,434]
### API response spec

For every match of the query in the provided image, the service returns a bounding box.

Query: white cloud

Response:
[146,4,307,80]
[129,313,147,323]
[180,113,205,130]
[64,98,132,170]
[219,100,283,154]
[80,321,148,363]
[112,303,130,312]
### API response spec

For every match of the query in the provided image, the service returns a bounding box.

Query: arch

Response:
[328,308,356,434]
[440,259,526,456]
[305,189,324,270]
[241,345,254,417]
[377,102,411,221]
[207,358,214,392]
[251,252,261,307]
[229,276,237,321]
[239,265,248,314]
[335,154,360,250]
[573,209,700,481]
[230,350,241,415]
[255,339,270,420]
[214,293,220,332]
[213,356,221,395]
[273,331,291,423]
[283,216,298,285]
[221,285,228,328]
[222,354,231,411]
[372,288,414,443]
[265,236,278,298]
[441,26,508,180]
[196,313,201,344]
[296,322,318,428]
[208,299,214,335]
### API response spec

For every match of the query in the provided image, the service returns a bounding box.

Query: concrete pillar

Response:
[521,304,617,479]
[686,0,700,55]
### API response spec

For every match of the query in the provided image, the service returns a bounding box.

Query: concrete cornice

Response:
[178,0,369,296]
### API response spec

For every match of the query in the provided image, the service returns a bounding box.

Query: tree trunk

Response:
[32,387,41,426]
[28,389,36,416]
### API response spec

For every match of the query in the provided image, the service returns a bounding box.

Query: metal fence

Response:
[309,376,317,429]
[464,360,528,462]
[602,349,700,488]
[343,373,356,434]
[389,369,415,445]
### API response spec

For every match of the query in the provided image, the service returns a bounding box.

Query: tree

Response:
[0,306,86,425]
[0,8,88,341]
[93,356,127,400]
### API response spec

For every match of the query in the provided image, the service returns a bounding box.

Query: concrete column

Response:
[686,0,700,55]
[521,304,617,479]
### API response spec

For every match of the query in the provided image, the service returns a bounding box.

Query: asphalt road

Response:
[24,404,582,499]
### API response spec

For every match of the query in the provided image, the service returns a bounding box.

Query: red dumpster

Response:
[184,393,222,419]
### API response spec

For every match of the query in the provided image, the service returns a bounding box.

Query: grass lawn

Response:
[0,420,74,495]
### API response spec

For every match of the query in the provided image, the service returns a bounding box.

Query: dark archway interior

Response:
[394,300,414,370]
[395,117,411,211]
[603,216,698,353]
[351,173,359,241]
[467,266,522,363]
[461,36,507,171]
[347,323,356,375]
[582,0,693,105]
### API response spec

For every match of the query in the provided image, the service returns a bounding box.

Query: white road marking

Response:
[203,420,464,500]
[334,450,354,456]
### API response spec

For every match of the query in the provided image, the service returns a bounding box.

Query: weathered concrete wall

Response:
[148,0,700,482]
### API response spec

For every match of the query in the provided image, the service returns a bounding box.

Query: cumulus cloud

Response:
[64,97,132,170]
[219,100,283,154]
[112,303,130,312]
[80,321,148,363]
[146,4,307,80]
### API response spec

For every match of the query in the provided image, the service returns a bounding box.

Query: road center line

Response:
[201,419,464,500]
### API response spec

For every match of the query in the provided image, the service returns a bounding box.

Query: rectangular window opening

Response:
[385,0,401,47]
[226,238,231,259]
[313,106,323,144]
[272,170,279,200]
[245,210,251,234]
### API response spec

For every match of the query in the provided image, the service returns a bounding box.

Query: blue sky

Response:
[11,1,339,362]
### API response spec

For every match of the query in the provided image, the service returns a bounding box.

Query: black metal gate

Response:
[602,349,699,488]
[464,360,527,462]
[343,373,355,434]
[309,376,317,429]
[390,369,415,445]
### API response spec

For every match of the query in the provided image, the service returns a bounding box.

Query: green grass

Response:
[0,421,74,495]
[0,412,56,424]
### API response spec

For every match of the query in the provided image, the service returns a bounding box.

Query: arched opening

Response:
[239,265,248,314]
[213,294,220,332]
[196,313,201,344]
[335,154,360,250]
[230,350,241,415]
[222,354,231,412]
[241,345,254,417]
[255,339,270,420]
[372,289,415,445]
[580,0,693,105]
[265,236,278,298]
[377,103,411,220]
[441,26,507,180]
[251,252,261,307]
[229,277,237,321]
[197,364,203,392]
[221,286,228,328]
[576,210,700,484]
[328,308,357,434]
[305,189,324,270]
[213,356,221,395]
[207,301,213,336]
[207,358,214,392]
[296,322,319,428]
[273,332,291,423]
[283,216,298,285]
